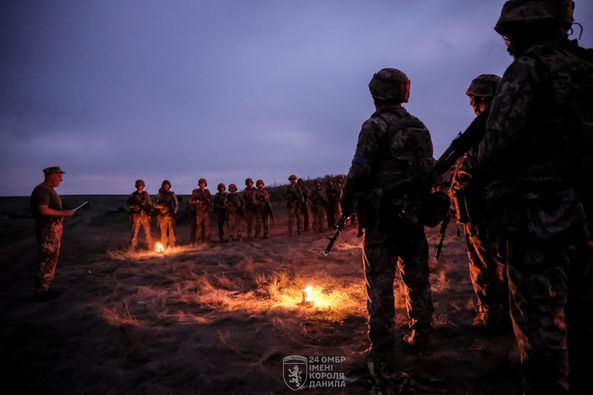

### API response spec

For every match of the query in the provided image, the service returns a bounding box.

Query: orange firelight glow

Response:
[155,242,165,253]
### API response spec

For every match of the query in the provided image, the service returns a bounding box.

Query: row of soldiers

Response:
[126,175,347,249]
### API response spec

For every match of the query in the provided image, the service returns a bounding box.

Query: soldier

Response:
[335,174,346,217]
[127,179,154,250]
[30,167,76,300]
[341,68,435,376]
[285,175,303,235]
[242,178,258,238]
[213,183,228,242]
[254,179,272,239]
[297,178,311,232]
[326,178,341,229]
[226,183,244,241]
[310,178,328,233]
[478,1,593,393]
[449,74,509,331]
[154,180,179,248]
[190,178,213,244]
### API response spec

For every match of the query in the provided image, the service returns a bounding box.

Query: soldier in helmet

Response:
[190,178,213,244]
[449,74,509,332]
[341,68,435,377]
[325,178,341,229]
[213,183,228,242]
[285,174,304,235]
[242,178,258,238]
[254,179,272,239]
[478,1,593,392]
[30,167,77,300]
[225,183,244,241]
[310,178,328,233]
[297,178,311,232]
[154,180,179,248]
[127,179,154,250]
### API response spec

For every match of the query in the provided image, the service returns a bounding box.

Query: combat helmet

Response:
[245,178,253,186]
[256,179,264,186]
[161,179,171,188]
[288,174,297,181]
[217,183,225,191]
[198,178,207,186]
[229,183,237,192]
[466,74,502,98]
[369,68,410,103]
[135,179,145,188]
[494,0,575,35]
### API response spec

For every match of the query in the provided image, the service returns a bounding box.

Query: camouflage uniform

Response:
[226,185,244,241]
[285,176,304,235]
[127,189,154,250]
[254,181,272,238]
[449,74,509,328]
[310,180,328,233]
[297,179,311,232]
[242,180,258,238]
[342,68,435,358]
[478,3,593,392]
[31,182,64,293]
[190,187,213,244]
[213,184,228,242]
[326,180,341,229]
[154,184,178,248]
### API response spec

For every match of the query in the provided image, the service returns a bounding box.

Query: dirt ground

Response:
[0,195,521,394]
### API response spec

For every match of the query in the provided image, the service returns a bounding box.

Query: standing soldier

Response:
[310,178,328,233]
[226,183,244,241]
[154,179,178,249]
[213,183,228,242]
[242,178,258,238]
[254,179,272,239]
[449,74,509,331]
[479,1,593,393]
[326,178,341,229]
[335,175,346,218]
[285,175,303,235]
[297,178,311,232]
[127,179,154,251]
[190,178,213,244]
[341,68,435,377]
[30,167,76,300]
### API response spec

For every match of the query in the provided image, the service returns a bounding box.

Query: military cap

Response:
[256,179,264,186]
[198,178,207,185]
[135,179,145,187]
[466,74,502,97]
[288,174,297,181]
[369,68,410,102]
[43,166,65,176]
[495,0,574,35]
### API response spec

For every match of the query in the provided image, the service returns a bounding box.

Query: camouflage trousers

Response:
[311,205,327,233]
[130,213,153,250]
[215,211,227,242]
[157,215,176,247]
[227,210,243,241]
[506,238,593,394]
[465,223,508,323]
[244,206,257,238]
[327,201,340,228]
[255,208,270,238]
[300,203,310,232]
[287,205,303,236]
[192,211,210,244]
[362,224,434,351]
[34,218,63,293]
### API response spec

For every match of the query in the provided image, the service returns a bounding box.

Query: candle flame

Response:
[304,285,314,302]
[155,242,165,253]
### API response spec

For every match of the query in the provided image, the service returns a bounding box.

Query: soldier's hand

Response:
[66,209,77,217]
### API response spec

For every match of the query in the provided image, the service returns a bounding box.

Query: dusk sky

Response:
[1,0,592,196]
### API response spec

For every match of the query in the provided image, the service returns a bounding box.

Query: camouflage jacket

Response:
[127,191,153,215]
[154,189,179,217]
[478,39,593,240]
[285,184,303,208]
[342,104,434,226]
[242,187,257,209]
[225,192,244,214]
[310,187,328,208]
[213,192,227,213]
[326,186,341,204]
[255,189,272,210]
[190,188,213,212]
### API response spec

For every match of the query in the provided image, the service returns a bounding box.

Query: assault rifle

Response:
[322,106,490,256]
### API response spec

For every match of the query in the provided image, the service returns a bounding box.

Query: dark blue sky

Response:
[1,0,592,195]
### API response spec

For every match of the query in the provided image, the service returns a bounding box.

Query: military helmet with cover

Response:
[288,174,297,181]
[217,183,225,191]
[494,0,575,35]
[245,178,253,186]
[256,179,264,186]
[229,183,237,192]
[198,178,207,186]
[135,179,145,188]
[466,74,502,97]
[368,68,410,103]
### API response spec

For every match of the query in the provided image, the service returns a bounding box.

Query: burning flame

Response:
[304,285,314,302]
[155,242,165,253]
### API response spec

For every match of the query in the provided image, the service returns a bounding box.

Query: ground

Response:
[0,195,521,394]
